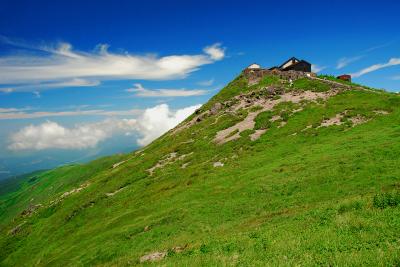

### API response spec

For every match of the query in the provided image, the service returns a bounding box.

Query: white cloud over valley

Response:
[8,103,201,150]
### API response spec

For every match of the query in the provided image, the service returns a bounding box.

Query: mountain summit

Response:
[1,66,400,266]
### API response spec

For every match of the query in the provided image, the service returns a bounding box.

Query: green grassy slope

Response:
[1,72,400,266]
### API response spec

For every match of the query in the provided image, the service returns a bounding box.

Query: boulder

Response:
[210,102,223,115]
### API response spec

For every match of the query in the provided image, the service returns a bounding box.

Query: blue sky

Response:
[0,0,399,179]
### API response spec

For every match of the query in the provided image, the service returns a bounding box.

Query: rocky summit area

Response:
[1,68,400,266]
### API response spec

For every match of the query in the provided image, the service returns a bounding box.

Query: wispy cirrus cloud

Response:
[336,42,394,70]
[311,64,327,73]
[0,37,226,90]
[0,106,142,120]
[351,58,400,78]
[363,41,394,53]
[125,83,208,97]
[336,56,363,69]
[197,78,214,86]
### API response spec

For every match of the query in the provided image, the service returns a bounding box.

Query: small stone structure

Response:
[277,57,312,72]
[337,74,351,82]
[243,67,315,86]
[243,57,314,83]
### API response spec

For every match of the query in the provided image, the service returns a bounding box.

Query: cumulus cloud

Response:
[351,58,400,78]
[0,38,226,89]
[311,64,326,73]
[135,104,201,146]
[203,43,225,60]
[336,56,363,69]
[8,103,201,150]
[125,83,208,97]
[8,119,137,150]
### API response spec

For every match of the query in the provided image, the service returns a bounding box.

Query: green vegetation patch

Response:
[1,73,400,266]
[293,78,330,92]
[254,111,273,130]
[373,191,400,209]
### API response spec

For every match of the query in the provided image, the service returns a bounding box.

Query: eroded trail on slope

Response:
[214,90,339,144]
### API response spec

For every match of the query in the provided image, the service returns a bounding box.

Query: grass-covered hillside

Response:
[1,70,400,266]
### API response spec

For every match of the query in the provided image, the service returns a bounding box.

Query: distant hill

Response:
[1,69,400,266]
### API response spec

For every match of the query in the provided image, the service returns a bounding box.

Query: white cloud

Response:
[33,91,41,98]
[203,43,225,60]
[8,103,201,150]
[125,83,208,97]
[0,87,14,93]
[351,58,400,78]
[197,79,214,86]
[336,56,363,69]
[135,104,201,146]
[311,64,326,73]
[0,107,142,120]
[8,119,137,151]
[0,39,226,89]
[391,75,400,80]
[0,108,21,113]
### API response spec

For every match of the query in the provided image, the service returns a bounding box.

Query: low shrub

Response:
[373,191,400,209]
[254,111,273,130]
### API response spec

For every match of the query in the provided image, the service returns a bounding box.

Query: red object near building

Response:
[337,74,351,82]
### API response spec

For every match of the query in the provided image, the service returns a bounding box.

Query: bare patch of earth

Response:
[250,129,267,141]
[214,90,340,144]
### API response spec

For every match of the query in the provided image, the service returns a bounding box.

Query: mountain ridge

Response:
[1,68,400,266]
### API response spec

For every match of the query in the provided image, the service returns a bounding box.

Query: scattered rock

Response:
[319,113,344,127]
[210,102,223,115]
[349,114,369,126]
[250,129,267,141]
[278,121,287,128]
[8,221,26,236]
[270,115,281,122]
[213,162,224,167]
[61,183,90,198]
[112,160,126,169]
[139,251,167,263]
[181,163,189,169]
[50,182,91,206]
[148,152,193,175]
[214,89,340,144]
[106,187,125,197]
[21,203,42,217]
[374,110,389,115]
[144,225,150,232]
[301,125,313,132]
[171,246,186,253]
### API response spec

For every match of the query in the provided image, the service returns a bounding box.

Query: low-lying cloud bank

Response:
[8,103,201,150]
